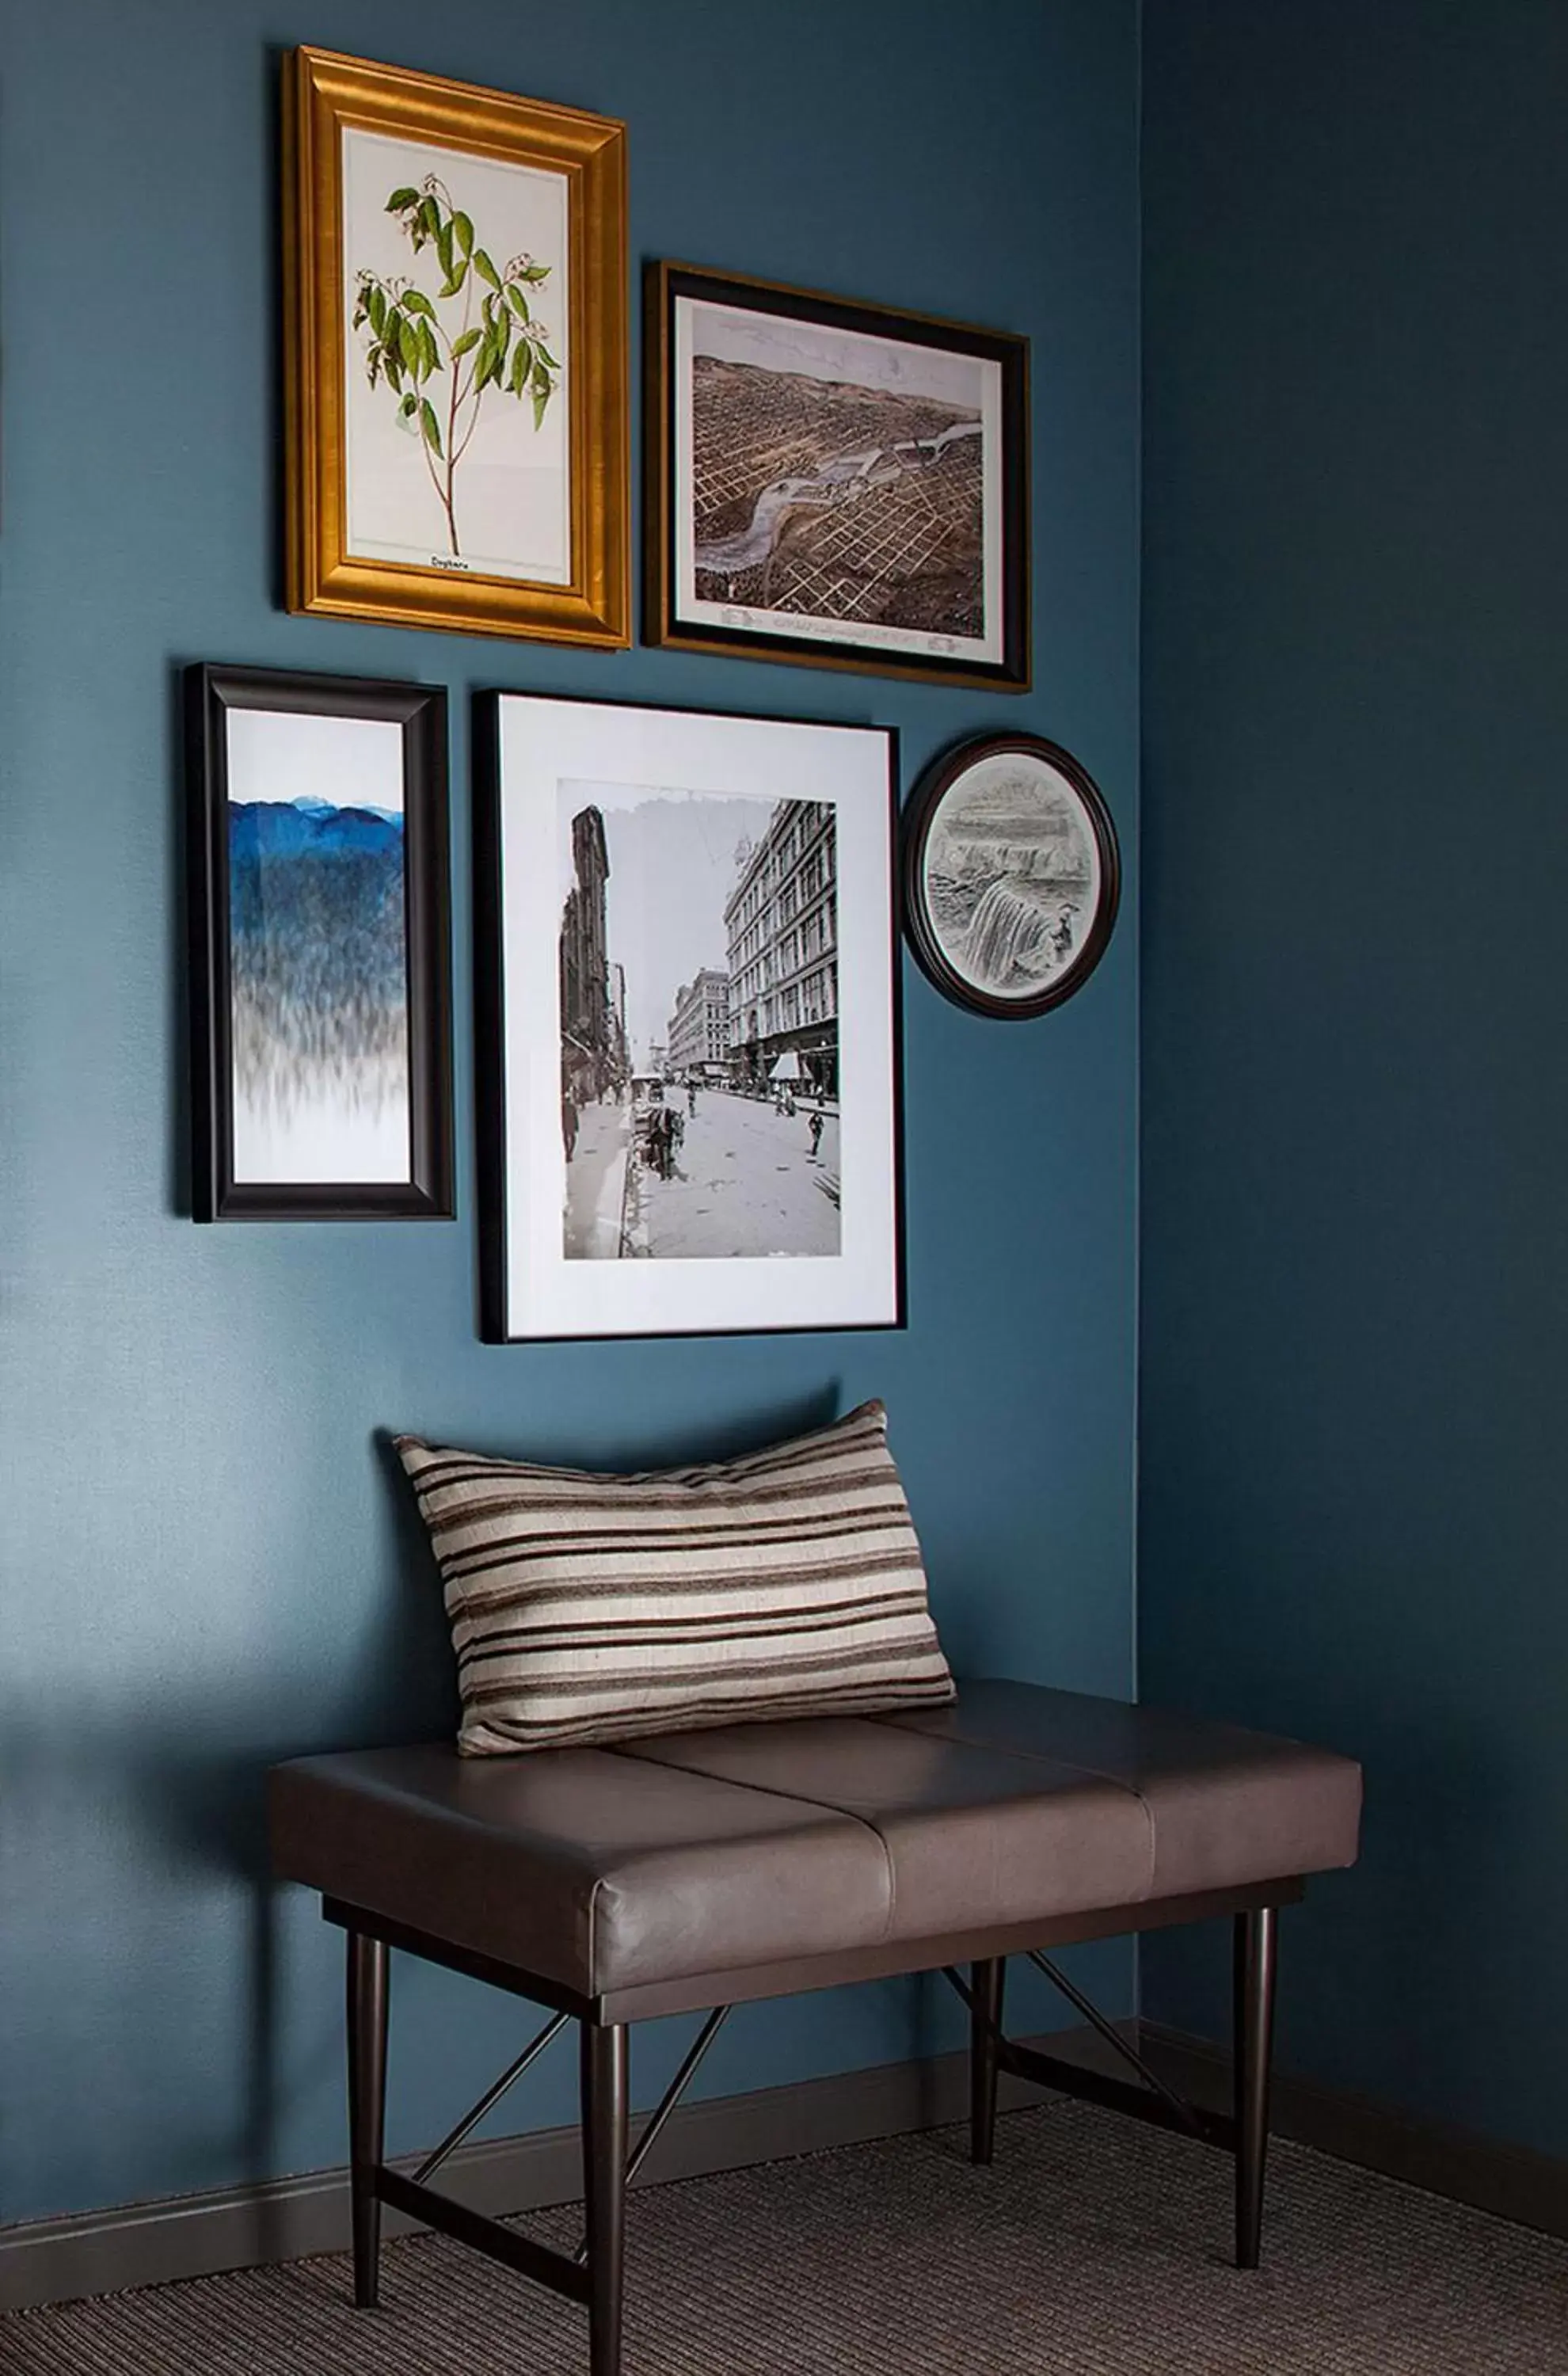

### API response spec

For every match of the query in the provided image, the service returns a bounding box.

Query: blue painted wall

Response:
[1140,1,1568,2157]
[0,1,1141,2222]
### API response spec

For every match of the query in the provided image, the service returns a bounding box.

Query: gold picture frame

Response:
[285,47,629,647]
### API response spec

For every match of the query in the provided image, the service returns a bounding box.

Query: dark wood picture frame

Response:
[473,688,905,1342]
[186,663,454,1220]
[901,733,1120,1019]
[645,261,1029,691]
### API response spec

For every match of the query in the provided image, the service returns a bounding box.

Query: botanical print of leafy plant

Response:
[353,177,559,559]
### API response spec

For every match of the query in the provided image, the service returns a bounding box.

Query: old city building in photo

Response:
[666,967,731,1080]
[724,800,838,1099]
[608,961,629,1084]
[559,805,625,1102]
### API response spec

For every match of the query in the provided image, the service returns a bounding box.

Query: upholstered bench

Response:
[270,1678,1361,2376]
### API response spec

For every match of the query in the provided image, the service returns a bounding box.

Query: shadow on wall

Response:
[0,1437,449,2217]
[1145,1683,1520,2123]
[0,1388,849,2214]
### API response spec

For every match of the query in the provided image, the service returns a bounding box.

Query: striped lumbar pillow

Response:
[394,1400,954,1755]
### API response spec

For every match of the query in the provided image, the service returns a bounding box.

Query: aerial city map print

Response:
[655,264,1028,686]
[690,321,985,642]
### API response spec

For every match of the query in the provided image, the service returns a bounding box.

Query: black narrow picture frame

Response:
[470,688,510,1340]
[645,260,1030,691]
[186,662,454,1221]
[472,687,906,1344]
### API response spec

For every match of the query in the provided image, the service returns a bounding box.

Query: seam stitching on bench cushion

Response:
[873,1714,1159,1895]
[608,1744,900,1943]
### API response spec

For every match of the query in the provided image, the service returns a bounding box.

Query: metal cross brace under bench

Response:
[347,1932,733,2322]
[942,1921,1277,2271]
[326,1887,1282,2376]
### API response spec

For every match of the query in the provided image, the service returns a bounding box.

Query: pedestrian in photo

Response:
[687,1080,697,1116]
[809,1109,824,1161]
[561,1088,579,1162]
[645,1102,676,1181]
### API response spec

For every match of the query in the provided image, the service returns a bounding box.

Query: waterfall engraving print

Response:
[927,741,1107,1003]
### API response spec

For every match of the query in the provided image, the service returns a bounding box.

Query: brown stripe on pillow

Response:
[451,1556,928,1623]
[405,1463,904,1518]
[459,1590,933,1651]
[395,1400,954,1755]
[459,1637,950,1699]
[434,1495,915,1563]
[436,1510,916,1585]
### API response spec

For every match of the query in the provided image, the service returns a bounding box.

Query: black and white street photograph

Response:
[558,782,840,1263]
[479,695,900,1342]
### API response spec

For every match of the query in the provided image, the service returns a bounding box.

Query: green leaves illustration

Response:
[356,176,559,558]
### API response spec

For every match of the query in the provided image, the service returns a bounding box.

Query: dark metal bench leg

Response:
[969,1957,1005,2165]
[1233,1906,1278,2269]
[582,2021,629,2376]
[347,1929,390,2309]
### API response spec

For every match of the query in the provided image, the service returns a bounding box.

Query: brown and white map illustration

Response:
[690,357,985,639]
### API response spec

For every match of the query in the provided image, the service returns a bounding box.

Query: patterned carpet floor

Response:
[6,2101,1566,2374]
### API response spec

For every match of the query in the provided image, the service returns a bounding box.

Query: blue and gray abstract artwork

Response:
[228,798,410,1183]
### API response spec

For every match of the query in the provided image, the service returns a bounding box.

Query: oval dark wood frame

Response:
[901,732,1121,1020]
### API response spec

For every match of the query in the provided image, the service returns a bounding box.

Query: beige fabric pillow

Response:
[395,1400,954,1755]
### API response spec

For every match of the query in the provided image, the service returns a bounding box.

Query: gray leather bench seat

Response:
[269,1680,1361,2016]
